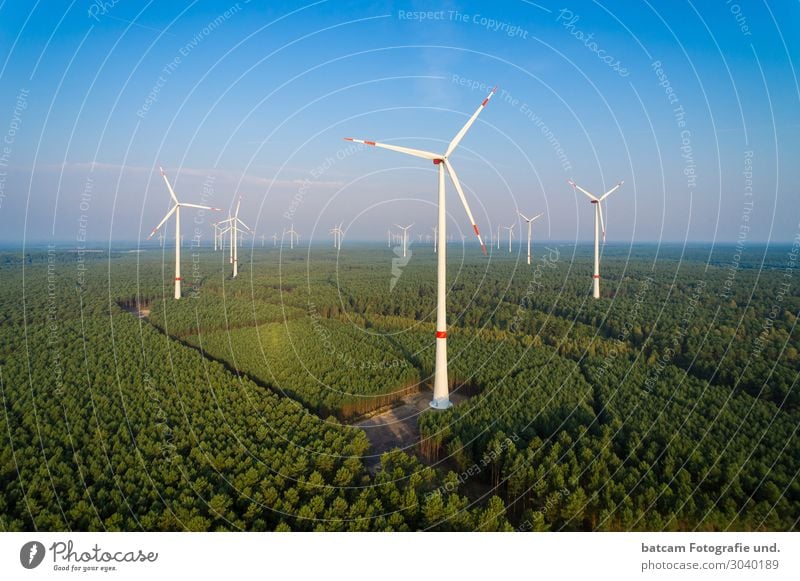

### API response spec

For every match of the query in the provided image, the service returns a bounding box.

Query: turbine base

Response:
[429,397,452,410]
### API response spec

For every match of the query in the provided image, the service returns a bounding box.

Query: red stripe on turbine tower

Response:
[593,275,600,279]
[436,331,447,339]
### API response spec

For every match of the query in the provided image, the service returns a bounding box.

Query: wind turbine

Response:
[217,197,252,278]
[395,223,414,258]
[272,233,278,247]
[518,212,543,265]
[329,223,343,250]
[568,179,624,299]
[345,86,494,410]
[387,229,392,247]
[432,225,437,253]
[285,224,299,249]
[496,225,501,250]
[260,233,266,248]
[502,223,515,253]
[147,167,220,299]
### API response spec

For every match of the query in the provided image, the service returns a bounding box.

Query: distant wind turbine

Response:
[395,223,414,258]
[217,197,251,278]
[568,179,623,299]
[518,212,543,265]
[285,224,299,249]
[502,223,515,253]
[329,223,343,250]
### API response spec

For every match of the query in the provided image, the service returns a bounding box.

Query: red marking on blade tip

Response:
[365,141,375,146]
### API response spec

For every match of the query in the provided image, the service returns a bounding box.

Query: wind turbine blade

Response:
[444,160,486,255]
[599,180,624,201]
[234,197,242,218]
[343,138,438,161]
[532,213,543,221]
[237,218,252,232]
[445,86,497,158]
[160,167,180,205]
[598,203,606,242]
[518,212,530,222]
[147,205,177,239]
[567,179,598,201]
[180,203,221,211]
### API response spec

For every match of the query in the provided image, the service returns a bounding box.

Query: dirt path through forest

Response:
[355,391,469,472]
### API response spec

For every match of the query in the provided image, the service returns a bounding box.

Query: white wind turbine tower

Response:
[395,223,414,258]
[432,225,437,253]
[260,233,266,248]
[345,86,494,410]
[503,223,515,253]
[518,212,543,265]
[496,225,501,250]
[147,167,220,299]
[212,223,220,251]
[568,179,624,299]
[387,229,392,247]
[272,233,278,247]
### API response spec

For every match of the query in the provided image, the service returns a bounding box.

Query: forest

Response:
[0,241,797,531]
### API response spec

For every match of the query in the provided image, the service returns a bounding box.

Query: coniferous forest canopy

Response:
[0,242,798,532]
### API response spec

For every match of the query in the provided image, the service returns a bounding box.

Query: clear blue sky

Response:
[0,0,798,245]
